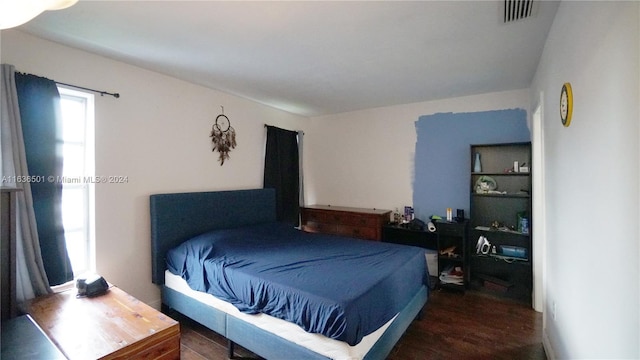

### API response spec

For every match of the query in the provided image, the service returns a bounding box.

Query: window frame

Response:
[57,86,96,276]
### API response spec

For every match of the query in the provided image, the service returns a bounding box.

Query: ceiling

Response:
[17,1,560,117]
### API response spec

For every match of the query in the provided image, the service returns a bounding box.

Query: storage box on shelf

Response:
[470,142,532,304]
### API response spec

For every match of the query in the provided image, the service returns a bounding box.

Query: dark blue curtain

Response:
[15,73,73,286]
[264,126,300,226]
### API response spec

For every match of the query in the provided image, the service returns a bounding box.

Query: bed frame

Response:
[150,188,427,360]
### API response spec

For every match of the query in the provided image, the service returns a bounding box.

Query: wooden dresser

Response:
[26,286,180,360]
[301,205,391,241]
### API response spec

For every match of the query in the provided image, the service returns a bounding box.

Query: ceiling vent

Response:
[502,0,537,23]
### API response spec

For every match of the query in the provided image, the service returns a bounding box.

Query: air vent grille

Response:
[503,0,535,23]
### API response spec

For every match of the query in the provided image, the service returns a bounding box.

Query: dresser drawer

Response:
[302,222,337,234]
[336,225,378,240]
[302,209,331,223]
[340,214,378,227]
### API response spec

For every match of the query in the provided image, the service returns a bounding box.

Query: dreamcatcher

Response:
[210,107,237,165]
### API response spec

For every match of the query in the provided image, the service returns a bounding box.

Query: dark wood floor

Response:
[171,289,545,360]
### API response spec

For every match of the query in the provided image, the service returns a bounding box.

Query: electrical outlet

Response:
[552,301,557,320]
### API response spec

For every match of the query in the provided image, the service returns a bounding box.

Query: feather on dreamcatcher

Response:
[210,108,237,165]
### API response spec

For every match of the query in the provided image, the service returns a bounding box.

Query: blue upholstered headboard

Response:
[150,188,277,284]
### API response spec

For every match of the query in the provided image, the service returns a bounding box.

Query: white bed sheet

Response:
[165,270,395,360]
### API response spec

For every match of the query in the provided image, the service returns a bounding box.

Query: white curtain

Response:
[1,64,51,301]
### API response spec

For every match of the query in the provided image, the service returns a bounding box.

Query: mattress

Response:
[165,270,393,360]
[166,222,427,345]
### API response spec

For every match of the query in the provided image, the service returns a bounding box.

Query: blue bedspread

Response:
[166,222,428,345]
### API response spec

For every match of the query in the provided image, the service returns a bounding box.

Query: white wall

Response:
[304,90,529,212]
[1,30,306,305]
[530,2,639,358]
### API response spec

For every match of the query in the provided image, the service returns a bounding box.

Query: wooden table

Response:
[26,286,180,360]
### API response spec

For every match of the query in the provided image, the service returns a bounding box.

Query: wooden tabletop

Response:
[303,204,391,215]
[26,286,179,360]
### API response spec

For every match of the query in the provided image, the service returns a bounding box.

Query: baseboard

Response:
[542,329,557,360]
[147,298,162,311]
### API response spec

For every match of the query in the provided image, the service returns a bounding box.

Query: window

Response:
[58,87,95,276]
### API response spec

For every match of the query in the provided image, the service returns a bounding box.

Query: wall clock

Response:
[560,82,573,127]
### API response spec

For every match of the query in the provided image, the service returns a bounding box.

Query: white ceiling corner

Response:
[17,0,560,117]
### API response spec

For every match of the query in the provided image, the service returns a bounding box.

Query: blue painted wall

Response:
[413,109,530,221]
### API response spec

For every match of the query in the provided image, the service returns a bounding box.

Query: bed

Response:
[150,188,428,360]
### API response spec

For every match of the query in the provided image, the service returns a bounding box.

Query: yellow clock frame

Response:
[560,82,573,127]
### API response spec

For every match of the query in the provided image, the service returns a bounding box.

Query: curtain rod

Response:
[18,71,120,98]
[264,124,304,135]
[55,81,120,98]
